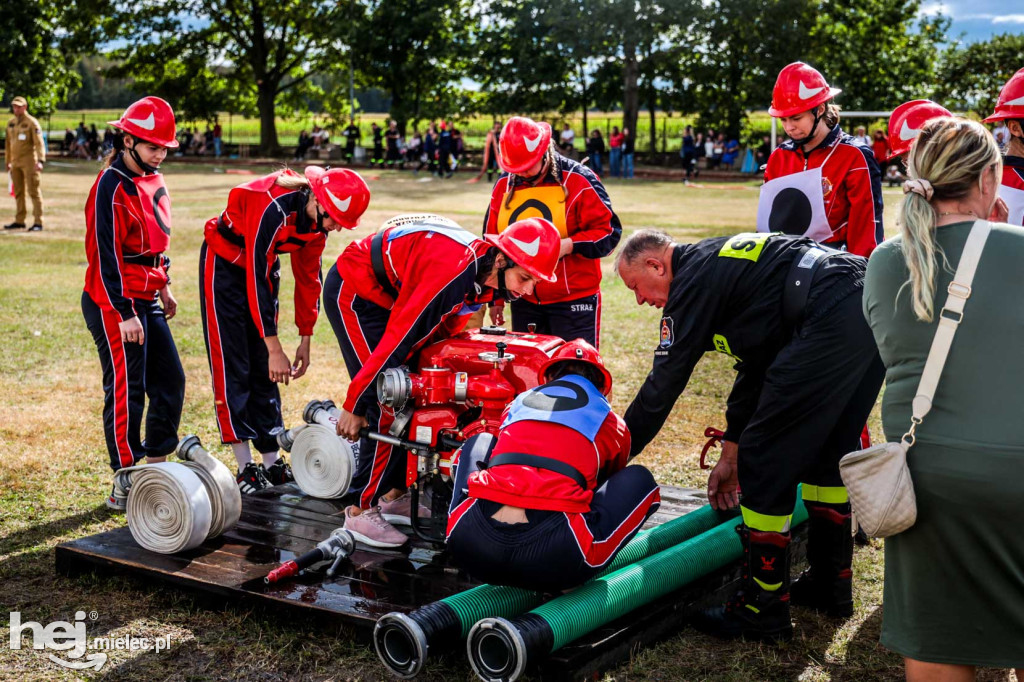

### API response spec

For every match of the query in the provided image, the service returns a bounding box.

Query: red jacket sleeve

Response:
[596,411,631,477]
[564,167,621,259]
[88,172,137,320]
[841,146,885,258]
[482,176,509,236]
[290,235,326,336]
[241,193,284,338]
[342,243,479,415]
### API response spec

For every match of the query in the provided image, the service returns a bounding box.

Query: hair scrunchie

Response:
[903,178,934,201]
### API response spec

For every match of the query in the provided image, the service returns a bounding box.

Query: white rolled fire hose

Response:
[289,400,355,499]
[115,435,242,554]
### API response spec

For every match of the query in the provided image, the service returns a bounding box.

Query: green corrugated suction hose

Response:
[373,503,735,678]
[466,500,809,682]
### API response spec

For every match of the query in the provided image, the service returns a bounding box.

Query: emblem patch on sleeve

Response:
[659,317,674,348]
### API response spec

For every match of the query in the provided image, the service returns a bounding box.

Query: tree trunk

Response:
[622,41,640,141]
[257,81,280,156]
[579,63,589,139]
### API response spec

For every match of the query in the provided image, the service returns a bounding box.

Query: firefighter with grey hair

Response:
[615,228,883,643]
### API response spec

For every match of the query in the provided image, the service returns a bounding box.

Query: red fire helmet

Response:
[768,62,842,118]
[485,217,560,283]
[304,167,371,228]
[499,117,552,175]
[109,97,179,148]
[887,100,953,159]
[540,338,613,395]
[984,68,1024,123]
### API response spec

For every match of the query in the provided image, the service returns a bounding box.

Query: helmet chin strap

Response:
[125,139,160,174]
[790,108,824,148]
[494,257,519,301]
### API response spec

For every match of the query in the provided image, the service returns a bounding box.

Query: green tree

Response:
[936,33,1024,117]
[352,0,471,134]
[683,0,814,135]
[808,0,948,111]
[111,0,352,155]
[0,0,109,113]
[471,0,599,125]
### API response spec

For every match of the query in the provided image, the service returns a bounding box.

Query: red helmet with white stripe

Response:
[984,68,1024,123]
[887,100,953,159]
[109,97,179,148]
[768,63,842,118]
[304,167,370,228]
[541,338,613,395]
[499,117,552,175]
[485,217,560,283]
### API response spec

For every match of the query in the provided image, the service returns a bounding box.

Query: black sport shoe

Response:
[237,461,271,495]
[263,460,294,486]
[27,224,43,232]
[3,222,25,230]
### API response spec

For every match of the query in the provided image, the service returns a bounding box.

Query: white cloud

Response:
[993,14,1024,24]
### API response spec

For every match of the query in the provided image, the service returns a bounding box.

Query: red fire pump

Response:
[371,325,564,542]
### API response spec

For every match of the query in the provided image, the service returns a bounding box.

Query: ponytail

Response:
[897,117,1001,322]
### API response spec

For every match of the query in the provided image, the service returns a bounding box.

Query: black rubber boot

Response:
[691,525,793,644]
[790,501,854,618]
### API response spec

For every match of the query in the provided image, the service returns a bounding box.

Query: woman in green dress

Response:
[863,117,1024,680]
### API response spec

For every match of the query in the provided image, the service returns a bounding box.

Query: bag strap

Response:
[904,219,992,446]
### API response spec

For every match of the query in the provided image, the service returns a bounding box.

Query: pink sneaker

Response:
[343,507,408,548]
[378,493,432,526]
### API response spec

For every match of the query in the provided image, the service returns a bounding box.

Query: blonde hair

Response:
[899,117,1001,322]
[275,167,311,189]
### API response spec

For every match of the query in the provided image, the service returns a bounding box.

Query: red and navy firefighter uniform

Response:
[985,68,1024,226]
[323,218,502,509]
[82,122,185,474]
[447,373,660,592]
[623,233,884,640]
[764,125,884,258]
[484,139,621,347]
[199,169,326,454]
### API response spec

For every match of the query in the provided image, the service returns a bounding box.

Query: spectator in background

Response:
[101,127,115,157]
[343,119,359,161]
[622,127,635,179]
[385,120,402,168]
[708,132,725,170]
[587,129,605,176]
[62,128,75,156]
[609,125,623,177]
[370,122,383,167]
[755,135,772,170]
[721,135,740,170]
[559,123,575,155]
[872,129,889,173]
[438,122,453,178]
[704,130,716,168]
[424,123,437,175]
[213,119,223,157]
[295,130,311,161]
[88,124,100,159]
[884,163,904,187]
[681,125,697,180]
[694,131,706,174]
[452,127,465,173]
[310,125,324,151]
[992,120,1010,151]
[204,127,215,156]
[406,128,422,170]
[853,126,870,147]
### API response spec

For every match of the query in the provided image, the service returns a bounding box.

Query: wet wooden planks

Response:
[55,484,792,678]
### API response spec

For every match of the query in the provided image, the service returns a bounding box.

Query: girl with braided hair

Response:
[482,116,621,348]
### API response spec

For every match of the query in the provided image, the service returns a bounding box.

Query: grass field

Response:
[40,110,786,153]
[0,163,1011,681]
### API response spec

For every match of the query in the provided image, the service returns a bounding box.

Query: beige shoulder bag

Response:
[840,220,991,538]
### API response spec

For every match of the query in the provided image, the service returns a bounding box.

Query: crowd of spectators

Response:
[62,123,114,160]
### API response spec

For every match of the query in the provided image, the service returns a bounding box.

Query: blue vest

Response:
[387,220,478,248]
[502,374,610,441]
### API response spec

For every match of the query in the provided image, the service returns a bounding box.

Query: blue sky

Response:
[920,1,1024,43]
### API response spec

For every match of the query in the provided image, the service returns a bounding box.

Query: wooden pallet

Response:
[55,484,804,679]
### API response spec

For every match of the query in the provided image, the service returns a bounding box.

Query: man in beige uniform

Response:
[5,96,46,231]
